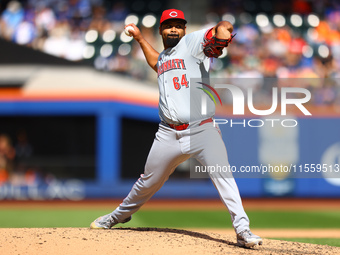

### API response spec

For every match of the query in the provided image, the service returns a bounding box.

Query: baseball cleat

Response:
[237,229,263,248]
[90,213,131,229]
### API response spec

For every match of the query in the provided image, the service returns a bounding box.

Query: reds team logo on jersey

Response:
[157,59,186,76]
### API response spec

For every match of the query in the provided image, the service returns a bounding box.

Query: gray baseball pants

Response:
[111,121,250,234]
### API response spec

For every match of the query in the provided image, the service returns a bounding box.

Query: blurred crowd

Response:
[0,129,66,186]
[0,0,340,105]
[0,132,38,186]
[0,0,114,61]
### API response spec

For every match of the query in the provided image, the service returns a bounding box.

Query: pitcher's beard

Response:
[166,36,180,47]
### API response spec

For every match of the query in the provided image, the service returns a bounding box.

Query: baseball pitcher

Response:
[90,9,263,248]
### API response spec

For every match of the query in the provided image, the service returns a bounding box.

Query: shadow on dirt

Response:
[114,227,239,247]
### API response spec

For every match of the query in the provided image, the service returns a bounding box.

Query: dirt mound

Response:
[1,228,339,255]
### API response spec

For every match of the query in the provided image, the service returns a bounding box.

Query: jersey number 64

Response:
[173,74,189,90]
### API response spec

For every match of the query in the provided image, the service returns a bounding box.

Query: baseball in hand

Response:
[124,26,134,36]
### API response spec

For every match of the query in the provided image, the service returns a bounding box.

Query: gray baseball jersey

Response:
[157,29,215,124]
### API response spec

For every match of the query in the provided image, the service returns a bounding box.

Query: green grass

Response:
[0,209,340,229]
[270,238,340,247]
[129,210,340,229]
[0,209,108,228]
[246,211,340,229]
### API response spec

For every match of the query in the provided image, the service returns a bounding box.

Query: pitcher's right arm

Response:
[125,24,159,72]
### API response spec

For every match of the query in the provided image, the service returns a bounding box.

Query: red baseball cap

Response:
[160,9,187,25]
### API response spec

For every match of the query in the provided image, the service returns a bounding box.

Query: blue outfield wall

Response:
[0,100,340,200]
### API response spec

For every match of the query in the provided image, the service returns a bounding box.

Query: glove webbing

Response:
[203,33,236,58]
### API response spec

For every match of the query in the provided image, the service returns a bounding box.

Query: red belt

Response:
[168,118,213,131]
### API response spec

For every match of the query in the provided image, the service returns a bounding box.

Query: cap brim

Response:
[160,18,187,25]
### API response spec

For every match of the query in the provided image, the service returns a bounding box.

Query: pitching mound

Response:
[1,228,339,255]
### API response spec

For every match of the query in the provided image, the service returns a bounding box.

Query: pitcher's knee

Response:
[136,173,165,191]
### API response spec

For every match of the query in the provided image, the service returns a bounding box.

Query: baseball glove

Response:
[203,34,236,58]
